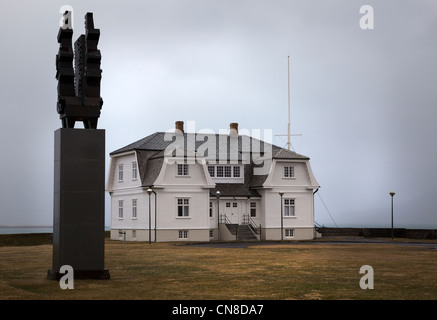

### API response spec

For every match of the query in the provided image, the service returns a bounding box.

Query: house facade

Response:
[106,121,320,242]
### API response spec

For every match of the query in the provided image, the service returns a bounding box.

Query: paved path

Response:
[186,238,437,250]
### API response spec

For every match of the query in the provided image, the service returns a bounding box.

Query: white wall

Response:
[108,153,318,241]
[107,152,141,191]
[259,159,316,240]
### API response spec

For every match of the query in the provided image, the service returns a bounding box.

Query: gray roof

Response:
[111,132,309,160]
[111,132,309,194]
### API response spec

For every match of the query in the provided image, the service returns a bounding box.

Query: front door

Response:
[223,201,240,224]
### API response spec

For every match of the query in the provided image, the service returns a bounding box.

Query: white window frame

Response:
[209,230,214,238]
[233,166,240,178]
[250,202,257,217]
[132,161,138,180]
[178,230,189,239]
[208,165,243,178]
[224,166,232,177]
[285,229,294,238]
[132,229,137,239]
[118,164,124,181]
[284,198,295,217]
[118,200,124,219]
[132,199,137,219]
[283,166,295,178]
[217,166,224,177]
[208,166,215,177]
[177,198,190,217]
[177,163,189,176]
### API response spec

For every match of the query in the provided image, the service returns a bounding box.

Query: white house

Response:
[106,121,320,242]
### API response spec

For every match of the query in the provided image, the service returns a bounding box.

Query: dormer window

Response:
[208,165,242,180]
[283,166,295,178]
[217,166,224,177]
[118,164,124,181]
[132,161,137,180]
[177,164,189,176]
[233,166,240,178]
[208,166,215,177]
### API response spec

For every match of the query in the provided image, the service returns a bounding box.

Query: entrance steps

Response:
[225,224,258,241]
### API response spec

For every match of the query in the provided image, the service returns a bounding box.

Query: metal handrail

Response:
[243,214,260,235]
[219,214,232,225]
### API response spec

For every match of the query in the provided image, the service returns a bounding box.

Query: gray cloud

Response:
[0,0,435,228]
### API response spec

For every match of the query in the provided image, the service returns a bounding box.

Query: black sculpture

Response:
[49,12,109,280]
[56,12,103,129]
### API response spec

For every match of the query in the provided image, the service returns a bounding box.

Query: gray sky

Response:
[1,0,436,228]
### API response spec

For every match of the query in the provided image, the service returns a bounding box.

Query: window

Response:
[226,202,231,208]
[178,230,188,239]
[224,166,232,177]
[284,199,295,216]
[118,164,124,181]
[250,202,257,217]
[209,230,214,238]
[283,166,295,178]
[208,165,242,179]
[132,162,137,180]
[177,198,190,217]
[285,229,294,238]
[217,166,224,177]
[118,200,124,218]
[132,199,137,218]
[208,166,215,177]
[177,164,189,176]
[132,230,136,239]
[233,166,240,177]
[209,201,213,217]
[233,202,238,208]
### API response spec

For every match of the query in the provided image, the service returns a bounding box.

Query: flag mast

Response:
[287,55,291,150]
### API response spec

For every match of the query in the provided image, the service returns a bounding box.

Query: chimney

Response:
[229,122,238,138]
[175,121,184,134]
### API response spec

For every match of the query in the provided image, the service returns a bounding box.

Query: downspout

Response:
[153,190,157,242]
[313,188,319,238]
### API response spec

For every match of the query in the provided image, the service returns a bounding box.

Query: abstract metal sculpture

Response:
[56,12,103,129]
[49,12,109,280]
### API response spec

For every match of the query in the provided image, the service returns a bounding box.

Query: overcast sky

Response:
[0,0,436,228]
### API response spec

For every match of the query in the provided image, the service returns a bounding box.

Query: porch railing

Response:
[243,214,261,239]
[219,214,232,225]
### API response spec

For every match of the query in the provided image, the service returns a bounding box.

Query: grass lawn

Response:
[0,238,436,300]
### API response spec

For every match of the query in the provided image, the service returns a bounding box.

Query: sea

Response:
[0,226,111,234]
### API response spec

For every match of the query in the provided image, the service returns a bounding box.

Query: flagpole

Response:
[287,55,291,150]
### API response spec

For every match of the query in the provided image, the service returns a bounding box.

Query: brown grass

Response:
[0,239,436,300]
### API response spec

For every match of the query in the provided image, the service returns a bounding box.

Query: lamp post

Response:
[389,191,395,240]
[147,188,153,244]
[279,191,284,241]
[216,191,221,240]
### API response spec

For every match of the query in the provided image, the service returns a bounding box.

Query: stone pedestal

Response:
[48,128,109,280]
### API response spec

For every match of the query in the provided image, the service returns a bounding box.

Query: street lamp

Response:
[147,188,153,244]
[216,191,221,240]
[279,191,284,241]
[389,191,395,240]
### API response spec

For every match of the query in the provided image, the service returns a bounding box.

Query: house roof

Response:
[110,131,310,195]
[111,132,309,160]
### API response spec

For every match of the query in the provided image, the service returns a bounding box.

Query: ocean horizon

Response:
[0,226,111,235]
